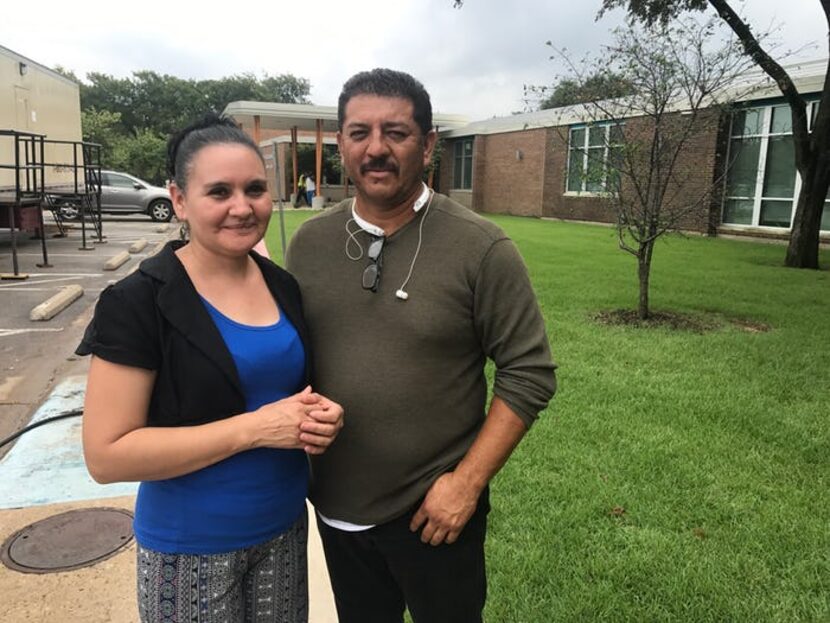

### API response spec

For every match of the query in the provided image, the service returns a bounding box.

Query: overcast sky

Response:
[1,0,826,121]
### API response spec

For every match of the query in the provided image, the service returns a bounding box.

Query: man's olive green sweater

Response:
[286,193,556,525]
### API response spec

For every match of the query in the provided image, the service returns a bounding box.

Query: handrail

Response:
[0,129,46,138]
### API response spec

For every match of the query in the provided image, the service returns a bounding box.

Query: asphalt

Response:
[0,213,337,622]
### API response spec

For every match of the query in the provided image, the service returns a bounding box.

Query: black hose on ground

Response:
[0,409,83,450]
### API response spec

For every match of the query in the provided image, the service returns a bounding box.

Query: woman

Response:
[77,114,343,622]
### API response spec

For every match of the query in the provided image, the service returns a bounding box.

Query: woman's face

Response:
[172,143,271,257]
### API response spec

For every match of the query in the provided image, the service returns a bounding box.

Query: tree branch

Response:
[706,0,811,171]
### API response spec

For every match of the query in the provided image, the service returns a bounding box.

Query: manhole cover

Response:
[1,507,133,574]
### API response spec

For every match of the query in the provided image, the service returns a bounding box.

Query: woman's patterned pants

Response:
[136,510,308,623]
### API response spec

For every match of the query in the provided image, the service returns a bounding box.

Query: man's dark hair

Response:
[167,113,263,190]
[338,68,433,136]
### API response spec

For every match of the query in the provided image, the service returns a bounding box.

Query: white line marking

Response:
[26,273,104,277]
[0,276,84,288]
[0,328,65,337]
[0,288,73,292]
[0,287,103,292]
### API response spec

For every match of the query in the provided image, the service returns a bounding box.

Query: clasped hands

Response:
[248,386,344,455]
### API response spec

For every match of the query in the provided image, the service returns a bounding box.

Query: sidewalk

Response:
[0,376,338,622]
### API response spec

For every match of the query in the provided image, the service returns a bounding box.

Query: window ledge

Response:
[563,191,612,198]
[450,189,473,193]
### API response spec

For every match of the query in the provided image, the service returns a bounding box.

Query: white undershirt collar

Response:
[351,183,430,236]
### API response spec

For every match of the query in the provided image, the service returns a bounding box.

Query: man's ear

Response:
[423,129,438,167]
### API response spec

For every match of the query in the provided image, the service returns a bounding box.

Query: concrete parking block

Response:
[103,251,130,271]
[29,285,84,321]
[128,239,148,254]
[155,224,170,233]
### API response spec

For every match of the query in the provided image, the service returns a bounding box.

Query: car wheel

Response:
[58,204,80,220]
[149,200,173,222]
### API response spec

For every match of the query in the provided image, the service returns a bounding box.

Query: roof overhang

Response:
[223,101,340,132]
[441,57,829,139]
[224,101,469,134]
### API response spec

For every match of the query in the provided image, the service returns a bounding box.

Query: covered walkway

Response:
[224,101,468,204]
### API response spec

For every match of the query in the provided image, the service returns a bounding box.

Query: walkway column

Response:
[315,119,323,203]
[291,126,298,196]
[253,115,261,145]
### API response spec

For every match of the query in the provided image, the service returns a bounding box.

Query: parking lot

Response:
[0,213,176,452]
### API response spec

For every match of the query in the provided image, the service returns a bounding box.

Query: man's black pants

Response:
[316,488,490,623]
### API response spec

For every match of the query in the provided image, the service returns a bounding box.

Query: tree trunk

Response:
[637,243,653,320]
[785,162,830,269]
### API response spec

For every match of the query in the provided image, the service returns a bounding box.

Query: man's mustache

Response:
[360,159,398,175]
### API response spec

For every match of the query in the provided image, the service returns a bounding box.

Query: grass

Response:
[267,211,830,622]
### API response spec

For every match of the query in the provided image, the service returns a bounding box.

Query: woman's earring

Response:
[179,220,190,241]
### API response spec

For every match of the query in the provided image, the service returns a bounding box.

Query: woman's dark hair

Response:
[338,68,433,136]
[166,113,263,190]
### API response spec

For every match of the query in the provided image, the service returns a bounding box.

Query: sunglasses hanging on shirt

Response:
[362,235,385,292]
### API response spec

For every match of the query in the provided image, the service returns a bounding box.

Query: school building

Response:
[436,58,829,241]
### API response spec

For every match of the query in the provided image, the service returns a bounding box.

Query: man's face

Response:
[337,94,436,209]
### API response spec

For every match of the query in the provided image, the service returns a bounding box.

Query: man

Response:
[294,172,306,207]
[286,68,556,623]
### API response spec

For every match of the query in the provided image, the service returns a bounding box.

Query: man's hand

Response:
[409,471,481,546]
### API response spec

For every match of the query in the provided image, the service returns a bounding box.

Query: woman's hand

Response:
[247,387,344,453]
[299,392,345,455]
[247,386,318,450]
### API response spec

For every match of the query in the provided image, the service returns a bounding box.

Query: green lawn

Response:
[267,211,830,622]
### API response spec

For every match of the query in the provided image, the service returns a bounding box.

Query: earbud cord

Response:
[397,189,434,296]
[345,211,365,261]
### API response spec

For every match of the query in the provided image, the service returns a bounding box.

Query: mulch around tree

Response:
[594,309,772,333]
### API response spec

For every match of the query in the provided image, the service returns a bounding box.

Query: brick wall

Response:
[439,130,547,216]
[543,110,725,233]
[440,108,727,234]
[478,129,546,216]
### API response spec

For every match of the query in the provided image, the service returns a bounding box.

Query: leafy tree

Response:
[52,65,81,84]
[555,17,755,318]
[80,108,122,157]
[69,69,311,182]
[110,129,168,185]
[599,0,830,268]
[532,72,634,109]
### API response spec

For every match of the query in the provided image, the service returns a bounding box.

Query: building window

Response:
[723,100,829,230]
[453,138,473,190]
[566,124,622,194]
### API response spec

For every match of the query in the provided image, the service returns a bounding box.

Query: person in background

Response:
[287,68,556,623]
[78,114,343,623]
[294,172,307,207]
[305,173,316,207]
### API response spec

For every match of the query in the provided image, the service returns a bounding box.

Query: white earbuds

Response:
[395,289,409,300]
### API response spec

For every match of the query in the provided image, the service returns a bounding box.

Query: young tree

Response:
[599,0,830,268]
[555,18,755,318]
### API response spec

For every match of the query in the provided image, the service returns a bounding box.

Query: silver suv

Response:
[55,170,173,222]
